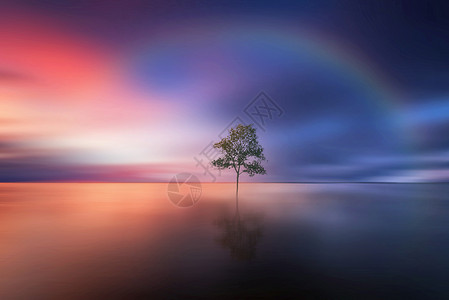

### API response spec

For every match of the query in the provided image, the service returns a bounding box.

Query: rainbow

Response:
[132,20,415,162]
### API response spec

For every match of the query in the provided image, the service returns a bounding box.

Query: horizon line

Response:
[1,181,448,184]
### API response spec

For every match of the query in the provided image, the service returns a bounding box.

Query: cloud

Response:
[0,139,193,182]
[0,69,33,83]
[401,99,449,128]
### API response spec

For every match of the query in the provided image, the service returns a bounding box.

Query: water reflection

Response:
[214,206,264,261]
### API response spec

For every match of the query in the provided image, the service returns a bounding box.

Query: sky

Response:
[1,0,449,182]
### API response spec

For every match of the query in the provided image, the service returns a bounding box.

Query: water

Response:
[0,183,448,299]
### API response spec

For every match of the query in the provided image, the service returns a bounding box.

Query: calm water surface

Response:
[0,183,448,299]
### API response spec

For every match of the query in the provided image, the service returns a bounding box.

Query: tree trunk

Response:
[235,172,239,214]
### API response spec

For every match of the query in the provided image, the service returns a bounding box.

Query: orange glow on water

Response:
[0,183,300,298]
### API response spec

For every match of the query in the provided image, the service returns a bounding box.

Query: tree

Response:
[211,124,266,208]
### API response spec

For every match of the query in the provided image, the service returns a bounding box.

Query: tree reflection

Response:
[214,204,264,261]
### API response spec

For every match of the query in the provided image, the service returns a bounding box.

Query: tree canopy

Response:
[211,124,266,178]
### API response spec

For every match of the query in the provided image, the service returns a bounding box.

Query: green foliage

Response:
[211,124,266,177]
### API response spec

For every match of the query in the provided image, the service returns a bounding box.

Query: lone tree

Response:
[211,124,266,205]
